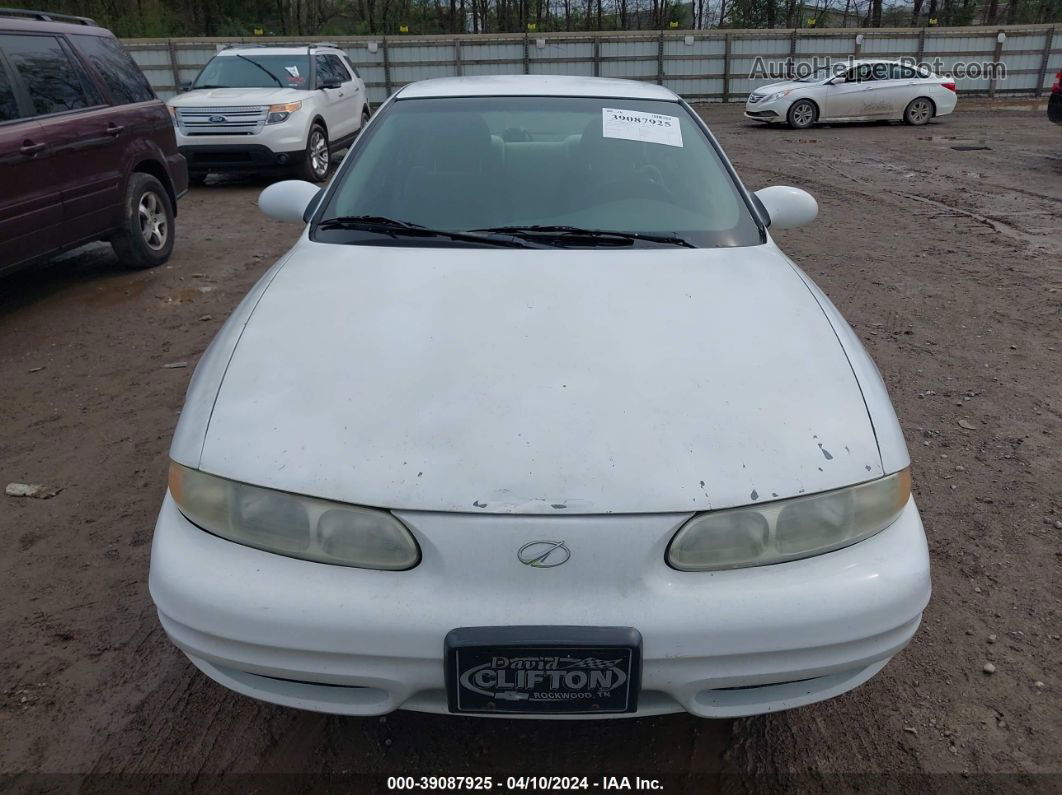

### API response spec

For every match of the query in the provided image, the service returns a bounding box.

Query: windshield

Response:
[314,96,762,248]
[795,66,839,83]
[194,54,310,89]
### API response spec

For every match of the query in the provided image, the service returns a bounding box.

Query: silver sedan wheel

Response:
[906,98,933,125]
[309,129,329,178]
[138,191,168,251]
[788,101,816,129]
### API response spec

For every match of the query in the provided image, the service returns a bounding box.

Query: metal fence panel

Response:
[862,35,918,55]
[461,41,524,61]
[599,39,659,59]
[599,59,658,80]
[731,36,790,56]
[795,35,851,55]
[125,25,1061,103]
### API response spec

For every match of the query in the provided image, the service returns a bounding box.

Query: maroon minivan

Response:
[0,8,188,275]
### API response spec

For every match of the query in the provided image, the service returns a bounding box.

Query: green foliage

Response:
[38,0,1062,36]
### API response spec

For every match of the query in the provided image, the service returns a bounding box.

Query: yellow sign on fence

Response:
[253,27,263,35]
[669,21,679,28]
[527,22,537,31]
[399,24,409,33]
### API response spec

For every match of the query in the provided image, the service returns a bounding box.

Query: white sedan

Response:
[746,59,958,128]
[151,75,930,719]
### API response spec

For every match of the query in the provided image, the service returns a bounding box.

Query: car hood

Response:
[753,81,807,96]
[193,243,884,514]
[169,87,307,106]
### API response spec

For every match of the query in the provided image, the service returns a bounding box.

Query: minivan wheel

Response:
[111,173,175,269]
[299,124,330,182]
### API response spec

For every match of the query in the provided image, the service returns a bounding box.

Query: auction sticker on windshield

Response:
[602,108,683,147]
[446,627,641,714]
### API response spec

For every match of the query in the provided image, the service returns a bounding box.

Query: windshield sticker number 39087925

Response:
[602,108,684,148]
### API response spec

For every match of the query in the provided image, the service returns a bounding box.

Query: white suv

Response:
[168,44,369,183]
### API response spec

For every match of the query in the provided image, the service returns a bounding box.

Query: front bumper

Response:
[150,495,931,719]
[179,144,305,174]
[745,97,789,121]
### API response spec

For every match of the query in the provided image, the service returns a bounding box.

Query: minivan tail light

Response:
[942,81,957,92]
[1053,71,1062,94]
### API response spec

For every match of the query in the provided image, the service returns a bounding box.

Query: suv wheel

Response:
[111,173,175,269]
[300,124,330,182]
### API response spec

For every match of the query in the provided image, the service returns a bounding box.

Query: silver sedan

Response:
[746,59,958,129]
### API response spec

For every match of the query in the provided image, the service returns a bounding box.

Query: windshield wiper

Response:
[316,216,539,248]
[469,225,695,248]
[234,55,283,87]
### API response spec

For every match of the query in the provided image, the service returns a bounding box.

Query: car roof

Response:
[0,15,111,36]
[215,46,343,56]
[396,75,680,101]
[848,59,916,66]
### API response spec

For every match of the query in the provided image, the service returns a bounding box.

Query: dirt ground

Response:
[0,100,1059,792]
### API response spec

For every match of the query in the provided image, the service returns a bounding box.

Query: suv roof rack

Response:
[310,42,339,49]
[220,43,266,50]
[0,7,97,24]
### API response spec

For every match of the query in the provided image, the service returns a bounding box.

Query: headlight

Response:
[766,89,794,102]
[168,462,420,570]
[667,469,911,572]
[267,101,302,124]
[166,105,178,128]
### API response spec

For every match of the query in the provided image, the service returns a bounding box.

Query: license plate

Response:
[445,626,641,715]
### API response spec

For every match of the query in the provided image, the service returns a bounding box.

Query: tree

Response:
[39,0,1062,35]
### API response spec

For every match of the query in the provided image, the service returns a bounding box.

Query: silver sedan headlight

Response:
[766,89,794,102]
[168,462,420,570]
[667,469,911,571]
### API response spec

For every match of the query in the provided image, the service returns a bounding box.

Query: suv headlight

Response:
[667,469,911,572]
[168,463,420,570]
[267,101,302,124]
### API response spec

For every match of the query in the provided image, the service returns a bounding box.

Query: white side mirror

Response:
[259,180,322,223]
[754,185,818,230]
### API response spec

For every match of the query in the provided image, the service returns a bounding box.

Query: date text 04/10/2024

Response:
[386,776,664,790]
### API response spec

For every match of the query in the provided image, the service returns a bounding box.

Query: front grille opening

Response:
[712,676,817,692]
[195,151,253,162]
[257,673,368,689]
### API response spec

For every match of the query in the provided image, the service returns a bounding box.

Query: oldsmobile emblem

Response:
[517,540,570,568]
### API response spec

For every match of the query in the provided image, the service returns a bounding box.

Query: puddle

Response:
[83,278,152,307]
